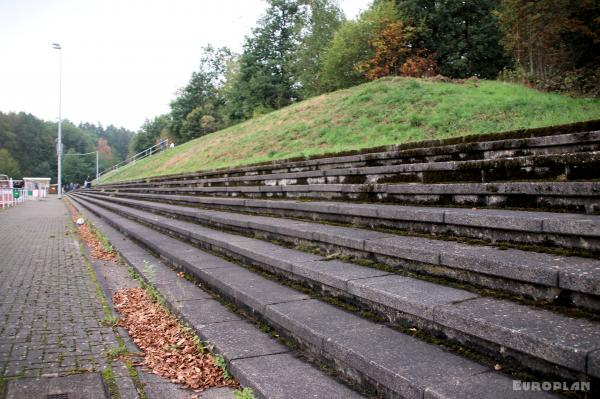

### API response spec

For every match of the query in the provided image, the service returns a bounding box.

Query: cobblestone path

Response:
[0,198,119,378]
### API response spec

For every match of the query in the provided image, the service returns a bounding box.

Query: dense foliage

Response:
[153,0,598,149]
[0,111,134,184]
[2,0,599,175]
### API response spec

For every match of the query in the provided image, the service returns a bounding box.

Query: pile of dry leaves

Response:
[113,287,237,391]
[65,201,117,261]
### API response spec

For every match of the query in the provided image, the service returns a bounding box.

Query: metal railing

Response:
[96,139,169,183]
[0,188,37,209]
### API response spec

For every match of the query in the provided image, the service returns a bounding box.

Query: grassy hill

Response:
[101,77,600,183]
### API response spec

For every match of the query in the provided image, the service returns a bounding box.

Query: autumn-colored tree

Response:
[495,0,599,95]
[358,8,436,80]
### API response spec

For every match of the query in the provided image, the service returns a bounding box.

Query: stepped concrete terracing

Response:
[81,121,600,398]
[69,195,560,399]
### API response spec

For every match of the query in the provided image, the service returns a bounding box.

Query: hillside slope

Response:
[102,77,600,183]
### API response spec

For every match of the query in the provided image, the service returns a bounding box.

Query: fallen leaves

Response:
[113,287,238,391]
[77,222,118,261]
[65,200,117,261]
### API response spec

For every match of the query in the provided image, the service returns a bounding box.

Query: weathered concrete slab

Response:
[264,299,376,349]
[440,245,559,286]
[364,236,443,265]
[200,267,309,313]
[6,373,108,399]
[292,259,389,291]
[155,280,213,303]
[230,353,364,399]
[423,371,557,399]
[347,275,478,320]
[174,299,241,327]
[433,297,600,373]
[324,324,488,399]
[199,320,289,361]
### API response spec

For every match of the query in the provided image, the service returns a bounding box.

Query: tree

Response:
[96,138,113,171]
[170,46,234,142]
[496,0,599,95]
[226,0,304,121]
[295,0,345,96]
[320,1,398,90]
[130,114,172,155]
[0,149,21,177]
[395,0,510,78]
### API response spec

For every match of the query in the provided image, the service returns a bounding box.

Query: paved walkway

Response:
[0,198,118,378]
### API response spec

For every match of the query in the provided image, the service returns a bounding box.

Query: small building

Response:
[23,177,51,199]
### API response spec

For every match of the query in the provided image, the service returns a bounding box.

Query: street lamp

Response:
[52,42,62,199]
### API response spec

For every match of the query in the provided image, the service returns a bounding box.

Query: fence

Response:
[0,188,38,209]
[96,139,169,183]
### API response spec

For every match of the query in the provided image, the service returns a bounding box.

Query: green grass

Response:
[102,77,600,183]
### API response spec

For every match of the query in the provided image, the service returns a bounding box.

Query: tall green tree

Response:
[226,0,304,121]
[170,46,234,142]
[295,0,344,97]
[0,149,21,177]
[395,0,510,78]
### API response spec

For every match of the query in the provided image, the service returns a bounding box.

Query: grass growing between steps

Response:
[101,77,600,183]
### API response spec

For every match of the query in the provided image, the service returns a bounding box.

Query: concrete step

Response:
[68,197,365,399]
[85,190,600,254]
[76,192,600,311]
[96,180,600,214]
[102,120,600,188]
[100,151,600,191]
[70,193,600,383]
[69,194,558,399]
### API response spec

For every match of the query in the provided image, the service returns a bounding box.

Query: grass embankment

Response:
[103,77,600,183]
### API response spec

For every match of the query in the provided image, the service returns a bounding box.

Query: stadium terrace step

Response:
[70,193,600,384]
[99,151,600,190]
[95,181,600,213]
[69,195,561,399]
[83,190,600,254]
[101,120,600,188]
[75,192,600,311]
[68,199,364,399]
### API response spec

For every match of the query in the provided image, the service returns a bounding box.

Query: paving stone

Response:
[199,320,288,360]
[201,267,309,313]
[423,371,556,399]
[347,275,478,320]
[6,372,109,399]
[230,353,363,399]
[292,259,389,291]
[0,199,120,379]
[434,297,600,373]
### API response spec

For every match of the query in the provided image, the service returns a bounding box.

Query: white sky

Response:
[0,0,371,132]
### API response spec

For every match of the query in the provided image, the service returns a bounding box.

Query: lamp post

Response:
[52,43,62,199]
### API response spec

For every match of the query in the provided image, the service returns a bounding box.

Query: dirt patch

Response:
[113,287,238,392]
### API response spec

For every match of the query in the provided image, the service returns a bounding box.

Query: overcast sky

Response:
[0,0,370,132]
